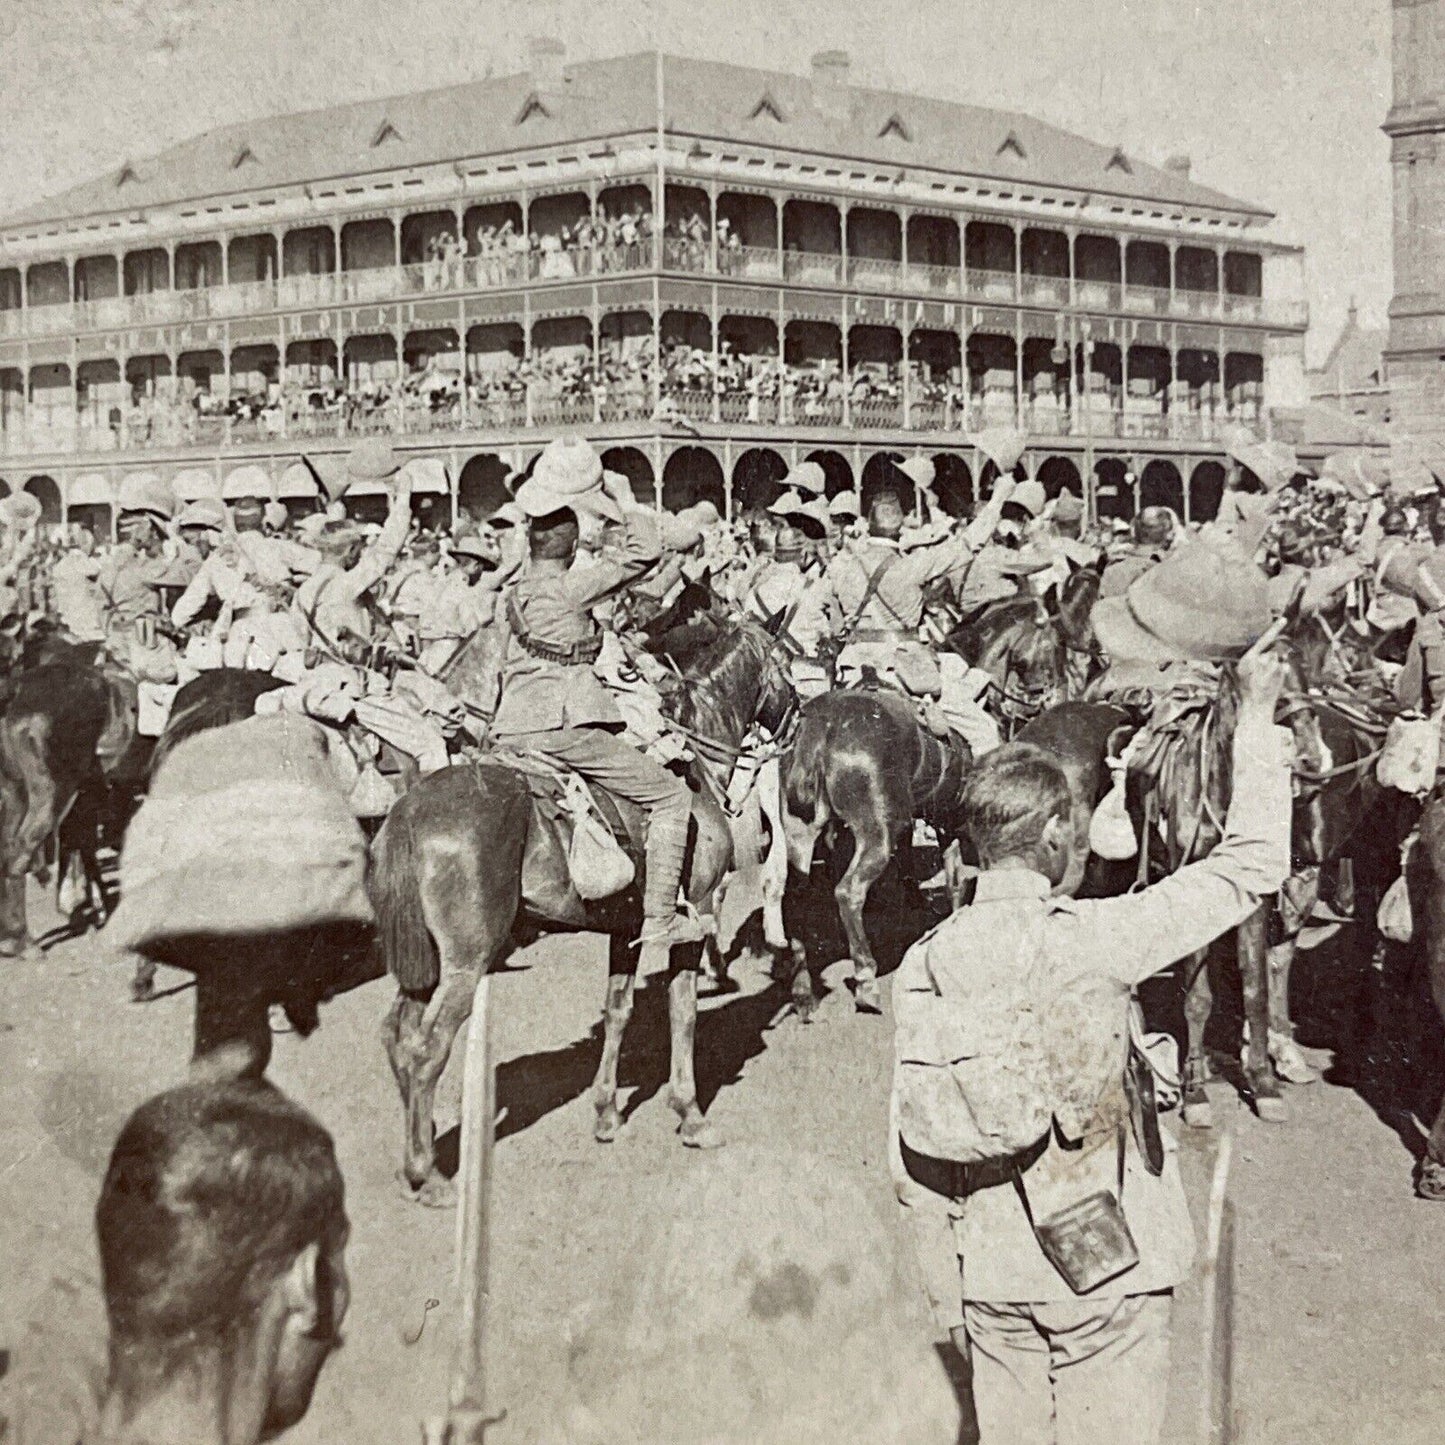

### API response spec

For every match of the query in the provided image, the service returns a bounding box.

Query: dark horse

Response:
[947,558,1105,736]
[372,619,794,1205]
[1020,614,1390,1125]
[782,690,972,1015]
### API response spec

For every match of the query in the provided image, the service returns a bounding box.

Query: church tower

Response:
[1387,0,1445,438]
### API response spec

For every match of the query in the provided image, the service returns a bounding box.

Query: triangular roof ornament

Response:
[232,144,258,169]
[879,112,911,142]
[371,118,403,148]
[514,91,552,125]
[997,130,1026,160]
[116,160,139,188]
[1107,146,1133,174]
[748,90,786,123]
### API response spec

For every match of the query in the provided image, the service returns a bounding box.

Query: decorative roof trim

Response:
[116,161,140,189]
[1107,146,1133,175]
[232,145,258,170]
[997,130,1026,160]
[879,112,911,142]
[370,119,403,148]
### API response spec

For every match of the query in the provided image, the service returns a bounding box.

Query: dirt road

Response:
[2,908,1443,1444]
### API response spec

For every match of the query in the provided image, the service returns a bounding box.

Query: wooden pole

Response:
[1199,1127,1235,1445]
[442,973,498,1444]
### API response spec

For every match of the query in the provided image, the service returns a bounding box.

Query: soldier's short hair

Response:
[960,742,1072,863]
[97,1079,346,1378]
[528,506,579,560]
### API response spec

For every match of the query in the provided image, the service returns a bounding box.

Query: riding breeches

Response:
[506,725,693,922]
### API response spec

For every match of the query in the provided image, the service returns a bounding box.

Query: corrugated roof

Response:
[1,51,1270,231]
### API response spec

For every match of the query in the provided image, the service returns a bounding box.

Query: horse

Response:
[1018,616,1391,1126]
[947,559,1105,736]
[372,619,795,1206]
[781,689,972,1015]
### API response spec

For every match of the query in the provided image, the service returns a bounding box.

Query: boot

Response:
[637,814,705,971]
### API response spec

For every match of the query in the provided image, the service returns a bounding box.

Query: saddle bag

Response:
[561,773,635,902]
[1377,714,1440,796]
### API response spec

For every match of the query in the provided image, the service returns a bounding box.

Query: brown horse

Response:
[372,621,794,1205]
[782,690,972,1015]
[1020,625,1389,1126]
[947,559,1105,736]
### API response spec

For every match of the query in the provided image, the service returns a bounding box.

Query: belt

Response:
[505,594,603,666]
[850,628,920,644]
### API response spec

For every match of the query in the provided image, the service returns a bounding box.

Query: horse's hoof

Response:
[1182,1095,1214,1129]
[1269,1033,1318,1086]
[396,1169,456,1209]
[679,1116,725,1150]
[1415,1158,1445,1201]
[854,978,882,1015]
[1251,1092,1288,1124]
[594,1104,622,1144]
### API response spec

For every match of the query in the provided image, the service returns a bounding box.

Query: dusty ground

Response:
[3,891,1444,1444]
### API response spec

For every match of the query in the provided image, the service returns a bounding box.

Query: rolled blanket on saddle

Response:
[106,712,373,956]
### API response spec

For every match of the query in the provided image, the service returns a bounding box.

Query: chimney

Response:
[528,36,566,92]
[812,49,851,122]
[1164,153,1192,180]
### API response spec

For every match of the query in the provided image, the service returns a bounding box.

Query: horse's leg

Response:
[1182,950,1214,1128]
[835,819,897,1014]
[757,757,788,952]
[592,931,636,1142]
[1267,875,1319,1084]
[1238,901,1286,1122]
[667,942,723,1149]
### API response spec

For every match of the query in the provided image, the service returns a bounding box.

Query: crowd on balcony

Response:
[415,203,663,291]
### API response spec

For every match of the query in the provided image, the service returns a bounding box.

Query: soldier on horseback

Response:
[815,461,1017,735]
[492,437,702,969]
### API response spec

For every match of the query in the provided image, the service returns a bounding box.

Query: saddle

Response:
[848,664,952,740]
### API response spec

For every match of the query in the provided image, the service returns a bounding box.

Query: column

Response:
[902,325,912,430]
[958,216,968,298]
[839,199,850,286]
[900,206,910,285]
[1167,240,1178,314]
[222,345,233,445]
[1067,228,1078,308]
[1216,244,1227,319]
[393,327,405,432]
[1014,312,1025,429]
[393,213,403,270]
[958,304,970,432]
[1012,221,1022,302]
[842,297,851,429]
[711,286,721,424]
[220,238,230,290]
[457,299,470,430]
[591,303,602,424]
[166,241,178,292]
[708,185,719,275]
[651,277,662,420]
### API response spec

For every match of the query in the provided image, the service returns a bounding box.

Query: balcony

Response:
[0,246,1308,347]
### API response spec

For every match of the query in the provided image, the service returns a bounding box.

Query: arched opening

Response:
[340,218,396,291]
[600,446,655,506]
[529,193,591,280]
[965,221,1016,293]
[661,447,726,514]
[663,184,711,272]
[466,322,526,426]
[784,320,843,425]
[1037,456,1083,501]
[805,449,854,499]
[1190,461,1226,523]
[906,215,960,277]
[226,234,277,287]
[1139,460,1184,518]
[69,504,112,541]
[598,309,654,422]
[860,451,909,514]
[933,453,974,517]
[732,447,788,512]
[25,475,62,526]
[1094,458,1135,524]
[850,324,904,427]
[1022,336,1065,433]
[457,454,513,522]
[1125,346,1170,438]
[1224,352,1264,423]
[718,316,780,423]
[782,199,842,282]
[596,184,654,271]
[660,311,714,420]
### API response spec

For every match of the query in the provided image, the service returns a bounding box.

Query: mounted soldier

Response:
[491,436,701,970]
[815,458,1016,735]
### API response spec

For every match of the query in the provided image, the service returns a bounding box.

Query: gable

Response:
[879,112,911,142]
[116,161,139,189]
[371,119,403,148]
[1106,146,1133,175]
[748,90,786,123]
[232,144,258,170]
[997,130,1026,161]
[514,91,552,125]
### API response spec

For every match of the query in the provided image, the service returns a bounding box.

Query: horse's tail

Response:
[371,794,437,994]
[783,707,829,826]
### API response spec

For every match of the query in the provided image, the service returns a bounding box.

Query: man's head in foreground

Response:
[96,1079,349,1443]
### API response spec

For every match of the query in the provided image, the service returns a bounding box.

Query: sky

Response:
[0,0,1393,364]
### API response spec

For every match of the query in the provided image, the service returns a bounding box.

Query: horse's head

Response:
[666,621,796,750]
[1053,556,1107,658]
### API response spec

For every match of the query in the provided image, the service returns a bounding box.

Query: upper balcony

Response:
[0,185,1307,347]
